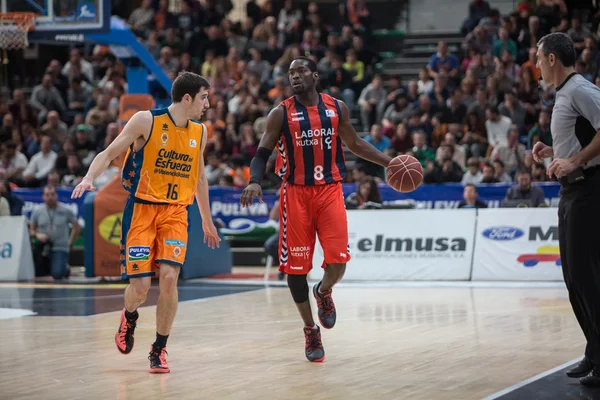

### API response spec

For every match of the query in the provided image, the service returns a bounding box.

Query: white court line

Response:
[0,303,570,332]
[482,358,582,400]
[193,279,568,289]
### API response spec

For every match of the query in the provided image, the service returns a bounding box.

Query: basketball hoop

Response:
[0,13,36,51]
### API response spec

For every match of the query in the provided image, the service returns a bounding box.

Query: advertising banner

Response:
[309,209,477,281]
[471,208,563,281]
[0,216,35,281]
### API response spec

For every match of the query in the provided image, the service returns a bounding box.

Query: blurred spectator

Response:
[478,8,501,37]
[60,155,85,188]
[31,74,67,125]
[462,0,491,34]
[0,181,23,215]
[527,110,552,149]
[345,176,382,209]
[493,27,517,58]
[458,184,487,208]
[485,105,512,150]
[30,185,80,280]
[480,161,498,183]
[493,159,513,183]
[358,75,387,132]
[62,49,94,82]
[128,0,155,36]
[8,89,37,128]
[68,77,93,112]
[503,170,546,207]
[532,162,549,182]
[411,131,436,168]
[0,141,28,184]
[437,132,466,168]
[0,113,15,145]
[521,48,541,81]
[490,125,526,173]
[427,41,460,79]
[462,157,483,184]
[23,136,57,187]
[567,14,589,50]
[389,123,412,155]
[327,56,355,111]
[227,155,250,188]
[425,144,463,183]
[41,111,68,145]
[498,90,529,133]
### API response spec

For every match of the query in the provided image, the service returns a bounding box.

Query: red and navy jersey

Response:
[276,93,347,185]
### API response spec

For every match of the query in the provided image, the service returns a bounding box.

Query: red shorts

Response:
[278,182,350,275]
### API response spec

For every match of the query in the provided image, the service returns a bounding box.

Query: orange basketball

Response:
[386,155,423,193]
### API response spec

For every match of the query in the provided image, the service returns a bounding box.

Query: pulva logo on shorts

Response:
[482,227,524,241]
[128,246,150,261]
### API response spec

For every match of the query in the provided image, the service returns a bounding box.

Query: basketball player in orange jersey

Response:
[71,72,221,373]
[240,57,392,362]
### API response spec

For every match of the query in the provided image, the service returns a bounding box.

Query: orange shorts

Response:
[278,182,350,275]
[120,198,189,279]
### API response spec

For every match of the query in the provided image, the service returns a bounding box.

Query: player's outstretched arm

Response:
[71,111,152,199]
[240,105,284,208]
[336,100,392,168]
[196,126,221,249]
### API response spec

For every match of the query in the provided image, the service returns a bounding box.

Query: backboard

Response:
[2,0,110,40]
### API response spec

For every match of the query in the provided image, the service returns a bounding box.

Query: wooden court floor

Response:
[0,283,586,400]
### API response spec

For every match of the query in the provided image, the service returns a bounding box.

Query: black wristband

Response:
[249,147,272,185]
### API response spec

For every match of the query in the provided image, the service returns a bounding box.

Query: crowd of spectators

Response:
[2,0,597,214]
[354,0,600,194]
[0,0,381,202]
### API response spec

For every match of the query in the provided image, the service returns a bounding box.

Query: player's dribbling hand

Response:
[71,177,96,199]
[202,221,221,249]
[532,142,553,163]
[240,183,263,208]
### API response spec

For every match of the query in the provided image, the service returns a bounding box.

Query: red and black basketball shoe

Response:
[303,325,325,362]
[115,308,136,354]
[313,282,336,329]
[149,346,170,373]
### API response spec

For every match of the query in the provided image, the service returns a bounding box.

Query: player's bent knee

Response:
[159,263,180,296]
[287,274,309,303]
[130,277,151,298]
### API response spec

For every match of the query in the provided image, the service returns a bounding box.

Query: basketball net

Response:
[0,13,36,62]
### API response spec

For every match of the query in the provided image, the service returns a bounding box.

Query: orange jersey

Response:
[122,108,204,205]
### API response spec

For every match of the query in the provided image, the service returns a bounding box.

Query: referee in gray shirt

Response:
[533,32,600,387]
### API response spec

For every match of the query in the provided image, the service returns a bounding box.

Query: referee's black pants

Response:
[559,171,600,365]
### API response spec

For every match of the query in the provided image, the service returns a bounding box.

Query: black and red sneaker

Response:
[303,325,325,363]
[149,346,170,373]
[115,308,136,354]
[313,282,336,329]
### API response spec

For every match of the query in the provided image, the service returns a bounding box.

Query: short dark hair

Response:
[464,183,477,192]
[5,141,16,150]
[517,168,531,177]
[171,71,210,103]
[292,56,317,72]
[537,33,577,67]
[493,159,505,168]
[486,105,499,115]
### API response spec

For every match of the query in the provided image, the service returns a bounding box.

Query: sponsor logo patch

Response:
[165,240,185,247]
[128,246,150,261]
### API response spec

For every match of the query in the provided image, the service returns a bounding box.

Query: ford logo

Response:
[482,227,524,241]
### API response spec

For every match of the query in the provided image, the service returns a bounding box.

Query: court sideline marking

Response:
[482,358,581,399]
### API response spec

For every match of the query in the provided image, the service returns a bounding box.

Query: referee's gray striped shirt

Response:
[551,73,600,168]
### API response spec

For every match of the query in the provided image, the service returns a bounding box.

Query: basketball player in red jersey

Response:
[240,57,392,362]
